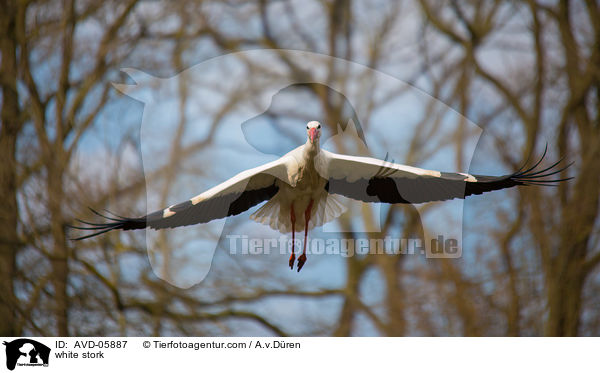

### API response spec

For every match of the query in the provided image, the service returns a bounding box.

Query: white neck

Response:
[304,137,320,159]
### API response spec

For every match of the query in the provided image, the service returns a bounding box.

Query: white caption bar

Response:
[1,337,598,372]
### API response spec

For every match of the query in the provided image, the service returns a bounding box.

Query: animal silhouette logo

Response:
[3,339,50,370]
[111,50,481,287]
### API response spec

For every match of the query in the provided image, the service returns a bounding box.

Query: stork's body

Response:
[275,132,326,232]
[72,121,571,272]
[255,122,327,270]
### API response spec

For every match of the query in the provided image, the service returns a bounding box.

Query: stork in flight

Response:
[72,121,571,271]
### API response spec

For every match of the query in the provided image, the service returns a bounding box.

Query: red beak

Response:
[309,128,318,143]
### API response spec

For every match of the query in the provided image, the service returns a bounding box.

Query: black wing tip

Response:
[68,208,147,240]
[511,149,574,186]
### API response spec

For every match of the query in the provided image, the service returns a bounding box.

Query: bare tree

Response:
[0,0,23,336]
[1,0,598,337]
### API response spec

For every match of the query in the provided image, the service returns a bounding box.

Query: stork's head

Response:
[306,121,321,144]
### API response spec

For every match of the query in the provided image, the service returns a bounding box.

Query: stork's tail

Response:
[250,192,347,233]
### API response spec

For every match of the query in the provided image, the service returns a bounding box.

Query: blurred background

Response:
[0,0,598,336]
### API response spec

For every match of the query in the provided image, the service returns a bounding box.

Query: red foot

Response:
[289,203,296,271]
[297,253,307,272]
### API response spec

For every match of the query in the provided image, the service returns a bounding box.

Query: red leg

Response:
[297,199,314,272]
[289,204,296,270]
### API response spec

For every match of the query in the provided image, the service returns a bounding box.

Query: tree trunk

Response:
[334,255,364,336]
[545,136,600,336]
[48,162,69,335]
[0,0,22,336]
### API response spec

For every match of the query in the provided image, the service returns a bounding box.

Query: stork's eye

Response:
[317,124,321,129]
[306,126,309,129]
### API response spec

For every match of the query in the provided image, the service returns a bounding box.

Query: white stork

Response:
[72,121,571,271]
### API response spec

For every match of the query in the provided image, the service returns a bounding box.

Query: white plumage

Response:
[72,120,571,271]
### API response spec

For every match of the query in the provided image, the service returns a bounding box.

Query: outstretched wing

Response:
[70,157,294,240]
[321,147,572,204]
